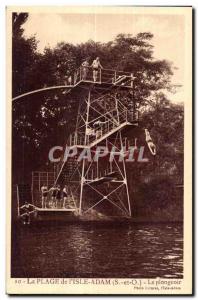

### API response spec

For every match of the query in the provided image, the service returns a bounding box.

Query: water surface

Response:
[12,222,183,278]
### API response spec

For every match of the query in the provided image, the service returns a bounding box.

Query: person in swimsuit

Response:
[81,59,89,80]
[49,185,57,208]
[91,57,103,82]
[62,185,68,208]
[93,120,104,139]
[41,184,48,208]
[55,185,62,208]
[145,129,156,156]
[20,202,36,225]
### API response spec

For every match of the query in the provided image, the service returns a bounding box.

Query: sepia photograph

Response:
[6,6,192,294]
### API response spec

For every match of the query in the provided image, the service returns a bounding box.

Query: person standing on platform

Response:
[91,57,103,82]
[55,185,62,208]
[81,59,89,80]
[62,185,68,208]
[68,75,72,85]
[41,184,48,208]
[49,185,57,208]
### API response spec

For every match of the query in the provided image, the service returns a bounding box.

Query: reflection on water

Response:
[12,222,183,278]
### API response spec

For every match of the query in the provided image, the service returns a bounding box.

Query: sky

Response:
[23,12,186,103]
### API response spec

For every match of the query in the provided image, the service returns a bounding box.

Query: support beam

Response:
[79,89,91,215]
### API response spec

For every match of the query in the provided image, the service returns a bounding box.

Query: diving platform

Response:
[85,177,116,185]
[68,121,138,150]
[88,121,136,148]
[85,171,119,186]
[12,67,135,101]
[74,66,135,90]
[36,208,76,212]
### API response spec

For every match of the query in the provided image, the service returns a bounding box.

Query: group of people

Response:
[63,57,103,86]
[41,184,69,209]
[81,57,103,82]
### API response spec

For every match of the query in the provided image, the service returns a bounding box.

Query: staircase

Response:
[55,157,78,185]
[69,105,137,149]
[54,89,138,186]
[54,117,134,185]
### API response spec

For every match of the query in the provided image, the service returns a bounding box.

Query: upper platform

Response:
[72,66,135,90]
[12,67,135,101]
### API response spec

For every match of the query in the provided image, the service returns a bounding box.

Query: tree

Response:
[12,18,184,220]
[12,13,40,97]
[141,92,184,174]
[12,23,180,187]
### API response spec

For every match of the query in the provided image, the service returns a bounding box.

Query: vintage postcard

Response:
[6,6,192,294]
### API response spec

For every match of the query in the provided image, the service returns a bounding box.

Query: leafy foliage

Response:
[12,13,39,96]
[12,14,184,219]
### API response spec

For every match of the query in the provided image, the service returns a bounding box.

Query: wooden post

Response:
[31,171,34,205]
[99,68,102,83]
[39,172,41,193]
[47,172,48,188]
[17,185,20,217]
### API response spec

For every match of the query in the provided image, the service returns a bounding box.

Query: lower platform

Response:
[18,206,133,224]
[36,208,76,212]
[34,207,78,221]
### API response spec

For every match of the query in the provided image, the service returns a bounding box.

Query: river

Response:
[11,222,183,278]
